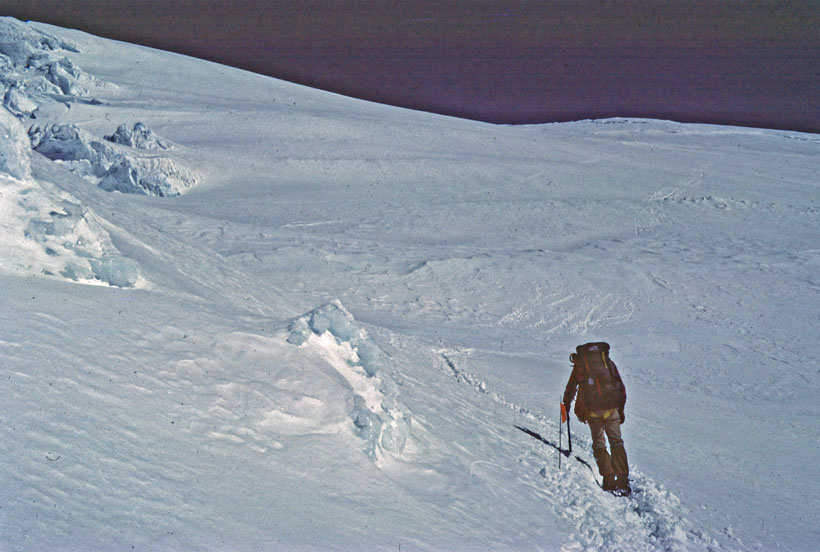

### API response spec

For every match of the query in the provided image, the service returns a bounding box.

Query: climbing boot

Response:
[611,444,631,496]
[613,475,631,496]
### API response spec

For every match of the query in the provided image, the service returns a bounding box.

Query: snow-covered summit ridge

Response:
[288,300,411,459]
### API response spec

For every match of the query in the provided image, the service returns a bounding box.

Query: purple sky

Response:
[5,0,819,132]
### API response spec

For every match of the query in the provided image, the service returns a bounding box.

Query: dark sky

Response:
[4,0,819,132]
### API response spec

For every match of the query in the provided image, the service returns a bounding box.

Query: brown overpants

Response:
[588,409,628,477]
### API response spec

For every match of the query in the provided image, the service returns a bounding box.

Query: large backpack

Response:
[570,342,624,412]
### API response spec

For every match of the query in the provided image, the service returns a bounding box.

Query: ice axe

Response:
[561,402,572,454]
[558,402,563,469]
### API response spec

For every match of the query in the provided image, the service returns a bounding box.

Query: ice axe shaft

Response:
[558,403,563,469]
[560,402,573,454]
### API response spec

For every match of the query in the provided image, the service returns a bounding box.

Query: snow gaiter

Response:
[592,447,614,476]
[610,444,629,477]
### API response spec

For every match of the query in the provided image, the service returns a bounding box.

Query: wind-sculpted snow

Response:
[0,106,31,179]
[28,123,116,175]
[1,18,195,196]
[29,123,198,196]
[0,16,102,114]
[0,107,140,286]
[287,300,411,459]
[3,85,39,118]
[0,174,141,287]
[105,122,173,150]
[0,16,78,66]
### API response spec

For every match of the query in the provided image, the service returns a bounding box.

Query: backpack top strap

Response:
[576,342,610,355]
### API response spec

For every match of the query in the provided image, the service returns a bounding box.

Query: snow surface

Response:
[2,16,820,551]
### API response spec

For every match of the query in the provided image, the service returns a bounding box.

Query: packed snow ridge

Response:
[29,122,196,196]
[287,300,411,459]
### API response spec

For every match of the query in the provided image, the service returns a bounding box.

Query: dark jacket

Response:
[563,356,626,424]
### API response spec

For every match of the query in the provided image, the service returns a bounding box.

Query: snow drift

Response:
[0,109,141,286]
[288,300,411,459]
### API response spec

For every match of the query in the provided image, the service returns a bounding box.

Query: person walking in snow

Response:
[563,342,631,495]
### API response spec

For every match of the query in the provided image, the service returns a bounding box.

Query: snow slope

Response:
[2,17,819,551]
